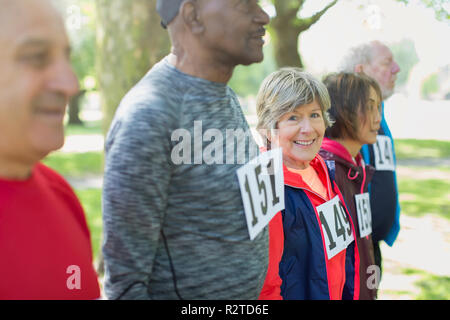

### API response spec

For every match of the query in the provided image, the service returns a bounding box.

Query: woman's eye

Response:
[288,115,297,121]
[311,112,321,118]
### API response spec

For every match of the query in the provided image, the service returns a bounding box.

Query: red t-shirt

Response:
[0,163,100,300]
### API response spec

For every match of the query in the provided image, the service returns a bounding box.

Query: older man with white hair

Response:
[339,40,401,282]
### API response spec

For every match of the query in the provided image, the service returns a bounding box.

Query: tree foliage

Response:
[396,0,449,20]
[68,1,97,90]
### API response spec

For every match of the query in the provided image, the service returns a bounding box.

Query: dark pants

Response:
[372,239,383,280]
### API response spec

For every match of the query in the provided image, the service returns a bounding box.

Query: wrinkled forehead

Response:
[0,0,67,46]
[371,43,393,62]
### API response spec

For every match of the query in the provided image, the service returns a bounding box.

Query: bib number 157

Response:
[237,148,285,240]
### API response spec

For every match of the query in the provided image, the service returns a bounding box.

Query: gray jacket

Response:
[102,57,268,300]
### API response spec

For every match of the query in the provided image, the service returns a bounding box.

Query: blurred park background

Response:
[47,0,449,299]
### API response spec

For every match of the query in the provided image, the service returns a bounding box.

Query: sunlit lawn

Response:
[394,139,450,222]
[394,139,450,159]
[42,151,103,178]
[398,178,450,221]
[402,268,450,300]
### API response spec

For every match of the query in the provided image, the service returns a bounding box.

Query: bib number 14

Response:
[373,135,395,171]
[316,196,354,260]
[237,148,285,240]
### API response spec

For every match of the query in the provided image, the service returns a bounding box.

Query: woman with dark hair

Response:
[320,72,382,299]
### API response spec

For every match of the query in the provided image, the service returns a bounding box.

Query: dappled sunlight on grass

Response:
[42,151,103,178]
[402,268,450,300]
[398,179,450,220]
[395,139,450,159]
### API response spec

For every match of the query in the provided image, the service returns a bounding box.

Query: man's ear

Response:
[180,0,204,34]
[354,64,364,73]
[266,129,272,143]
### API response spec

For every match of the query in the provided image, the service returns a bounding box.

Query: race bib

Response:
[316,196,354,260]
[373,135,395,171]
[237,148,285,240]
[355,193,372,238]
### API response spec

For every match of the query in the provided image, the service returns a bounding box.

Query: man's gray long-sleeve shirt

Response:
[102,57,268,300]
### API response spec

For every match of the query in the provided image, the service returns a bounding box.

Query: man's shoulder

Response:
[0,164,72,198]
[34,163,91,237]
[35,163,78,197]
[35,163,69,185]
[124,69,176,107]
[115,61,187,121]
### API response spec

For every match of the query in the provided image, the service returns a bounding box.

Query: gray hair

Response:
[338,41,379,72]
[256,67,333,138]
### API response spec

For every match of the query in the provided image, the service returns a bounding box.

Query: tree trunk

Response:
[270,21,303,68]
[270,0,339,68]
[95,0,170,275]
[96,0,170,136]
[68,90,86,125]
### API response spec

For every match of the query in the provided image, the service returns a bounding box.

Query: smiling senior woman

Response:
[257,68,360,300]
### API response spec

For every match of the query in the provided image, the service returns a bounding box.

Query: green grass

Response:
[74,188,103,263]
[398,178,450,221]
[380,289,415,299]
[394,139,450,160]
[394,139,450,221]
[416,274,450,300]
[403,165,450,173]
[42,151,103,178]
[402,268,450,300]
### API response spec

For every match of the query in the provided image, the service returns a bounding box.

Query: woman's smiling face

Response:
[271,99,326,169]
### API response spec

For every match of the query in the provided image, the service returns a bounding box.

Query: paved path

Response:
[66,175,103,189]
[61,134,104,153]
[384,96,450,142]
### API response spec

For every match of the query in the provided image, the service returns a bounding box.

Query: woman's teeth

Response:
[294,140,314,146]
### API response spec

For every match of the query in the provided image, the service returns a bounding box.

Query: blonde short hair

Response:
[256,68,333,142]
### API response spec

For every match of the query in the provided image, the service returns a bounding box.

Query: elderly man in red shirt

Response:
[0,0,100,300]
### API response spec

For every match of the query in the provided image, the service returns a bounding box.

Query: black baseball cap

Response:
[156,0,184,29]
